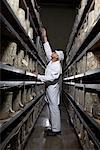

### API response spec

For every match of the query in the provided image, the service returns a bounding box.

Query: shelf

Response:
[0,81,44,89]
[77,0,95,34]
[0,81,23,89]
[64,82,75,86]
[0,93,45,139]
[85,68,100,76]
[25,81,44,85]
[75,33,100,66]
[64,33,100,72]
[63,91,100,149]
[26,71,36,77]
[65,16,100,70]
[1,0,46,68]
[65,33,100,72]
[66,6,85,54]
[63,73,84,81]
[67,0,93,54]
[22,104,45,149]
[25,0,42,34]
[1,120,23,150]
[69,16,100,65]
[18,0,37,36]
[63,68,100,81]
[84,84,100,91]
[0,0,45,149]
[63,76,75,81]
[1,106,36,149]
[0,63,25,75]
[74,73,84,78]
[66,92,100,137]
[29,13,38,35]
[1,0,37,51]
[0,14,45,69]
[63,82,100,91]
[0,63,38,77]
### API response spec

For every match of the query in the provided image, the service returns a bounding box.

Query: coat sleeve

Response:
[43,41,52,61]
[37,67,60,82]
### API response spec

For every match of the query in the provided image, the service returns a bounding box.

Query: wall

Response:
[40,6,76,51]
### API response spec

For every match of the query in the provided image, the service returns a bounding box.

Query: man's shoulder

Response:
[50,61,60,66]
[50,61,61,71]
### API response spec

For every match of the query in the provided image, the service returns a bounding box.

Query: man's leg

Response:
[44,103,51,129]
[49,104,61,132]
[44,95,51,129]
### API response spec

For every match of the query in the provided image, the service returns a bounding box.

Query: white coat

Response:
[37,41,62,132]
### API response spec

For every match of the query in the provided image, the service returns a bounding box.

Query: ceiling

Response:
[37,0,80,8]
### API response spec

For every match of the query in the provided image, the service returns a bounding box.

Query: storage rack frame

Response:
[0,0,46,149]
[63,0,100,149]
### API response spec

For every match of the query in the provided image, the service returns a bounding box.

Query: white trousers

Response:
[45,102,61,132]
[49,104,61,132]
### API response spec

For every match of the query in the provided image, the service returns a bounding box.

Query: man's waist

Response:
[45,75,61,88]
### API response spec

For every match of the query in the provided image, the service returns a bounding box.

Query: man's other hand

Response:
[32,71,38,77]
[40,28,47,37]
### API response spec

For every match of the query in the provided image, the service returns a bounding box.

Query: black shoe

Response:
[46,130,61,136]
[44,129,52,134]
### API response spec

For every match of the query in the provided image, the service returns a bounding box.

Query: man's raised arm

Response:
[41,28,52,61]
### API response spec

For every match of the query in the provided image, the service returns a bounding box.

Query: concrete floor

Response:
[24,102,81,150]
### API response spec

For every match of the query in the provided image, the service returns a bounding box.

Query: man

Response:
[37,28,64,136]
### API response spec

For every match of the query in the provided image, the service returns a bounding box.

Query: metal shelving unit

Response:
[64,68,100,81]
[64,33,100,72]
[66,0,93,54]
[1,0,46,68]
[0,93,44,135]
[0,93,45,149]
[63,91,100,149]
[0,81,44,89]
[0,63,42,82]
[63,0,100,149]
[65,16,100,70]
[1,14,45,69]
[64,82,100,91]
[25,0,42,34]
[0,0,46,149]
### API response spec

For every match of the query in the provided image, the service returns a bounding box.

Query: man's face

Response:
[51,52,59,60]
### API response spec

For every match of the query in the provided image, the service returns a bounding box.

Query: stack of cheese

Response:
[14,49,24,69]
[0,91,13,120]
[83,130,95,150]
[22,54,29,71]
[7,0,19,14]
[75,88,80,106]
[12,90,23,111]
[78,89,84,110]
[1,42,17,66]
[17,8,27,32]
[87,51,100,70]
[94,0,100,20]
[88,10,95,31]
[26,87,33,103]
[92,93,100,120]
[84,92,94,116]
[21,87,27,105]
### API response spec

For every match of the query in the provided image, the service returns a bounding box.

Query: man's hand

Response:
[40,28,48,43]
[40,28,46,37]
[32,71,38,77]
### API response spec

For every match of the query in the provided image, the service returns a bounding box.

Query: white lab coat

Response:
[37,41,62,132]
